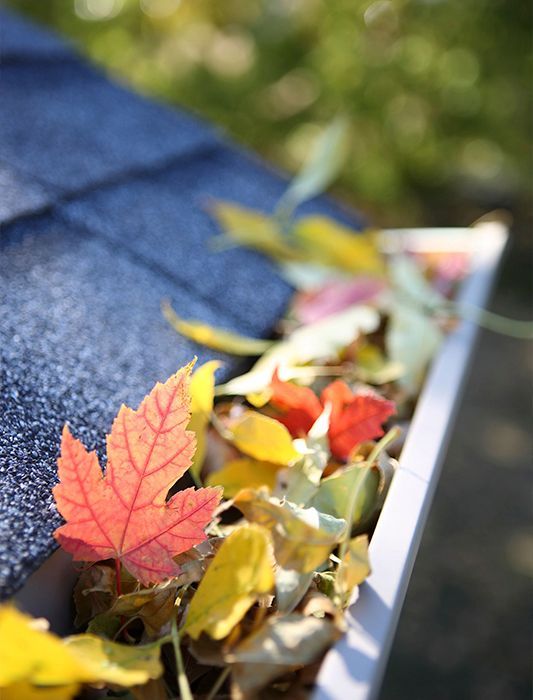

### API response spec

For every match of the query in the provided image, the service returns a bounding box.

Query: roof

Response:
[0,10,363,598]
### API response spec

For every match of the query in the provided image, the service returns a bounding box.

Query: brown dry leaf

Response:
[299,590,346,630]
[73,564,116,628]
[337,535,371,602]
[234,488,345,573]
[130,678,169,700]
[109,583,176,638]
[227,613,340,698]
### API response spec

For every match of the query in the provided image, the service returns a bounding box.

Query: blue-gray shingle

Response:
[0,60,218,196]
[0,161,53,222]
[0,9,71,60]
[62,145,361,334]
[0,212,257,598]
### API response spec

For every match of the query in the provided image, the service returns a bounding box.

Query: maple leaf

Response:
[53,364,222,586]
[270,370,396,461]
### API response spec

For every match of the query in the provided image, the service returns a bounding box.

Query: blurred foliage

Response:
[7,0,532,225]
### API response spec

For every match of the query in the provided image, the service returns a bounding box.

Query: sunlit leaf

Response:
[280,404,331,506]
[189,360,221,483]
[228,613,340,697]
[322,382,396,461]
[0,606,162,698]
[270,373,396,461]
[336,535,371,601]
[183,524,275,640]
[210,201,301,260]
[230,411,300,465]
[162,300,273,356]
[206,457,281,498]
[219,304,380,396]
[294,217,385,276]
[234,489,345,573]
[386,255,444,393]
[64,634,163,686]
[292,277,386,324]
[53,363,222,585]
[386,302,442,394]
[275,567,314,614]
[311,463,380,532]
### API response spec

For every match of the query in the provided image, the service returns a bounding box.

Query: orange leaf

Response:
[321,381,396,460]
[53,365,222,585]
[270,369,322,436]
[269,373,396,461]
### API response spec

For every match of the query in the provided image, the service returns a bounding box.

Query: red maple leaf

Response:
[270,370,396,461]
[53,364,222,586]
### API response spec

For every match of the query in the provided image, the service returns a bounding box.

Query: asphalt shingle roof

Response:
[0,9,363,598]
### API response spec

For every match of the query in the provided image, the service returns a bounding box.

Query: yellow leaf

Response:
[206,458,281,498]
[356,343,404,385]
[189,360,221,482]
[245,388,272,408]
[0,606,162,697]
[183,524,274,640]
[162,300,273,356]
[234,489,345,573]
[64,635,162,687]
[337,535,371,598]
[230,411,299,465]
[210,201,301,261]
[294,217,385,276]
[0,607,86,688]
[1,682,79,700]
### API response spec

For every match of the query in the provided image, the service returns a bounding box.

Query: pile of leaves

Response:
[0,240,467,699]
[0,125,472,699]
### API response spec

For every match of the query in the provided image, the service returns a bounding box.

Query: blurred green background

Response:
[4,3,532,698]
[6,0,532,227]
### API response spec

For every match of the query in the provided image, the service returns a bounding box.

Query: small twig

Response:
[113,615,140,642]
[171,614,193,700]
[337,427,401,572]
[206,667,231,700]
[210,410,234,441]
[365,426,401,471]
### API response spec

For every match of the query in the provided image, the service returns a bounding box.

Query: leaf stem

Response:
[115,559,122,597]
[337,427,401,570]
[171,613,193,700]
[449,301,533,340]
[206,667,231,700]
[365,426,402,469]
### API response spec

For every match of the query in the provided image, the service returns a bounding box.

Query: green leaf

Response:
[234,488,346,573]
[280,404,331,506]
[386,255,444,393]
[311,463,380,532]
[275,567,315,614]
[276,115,350,219]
